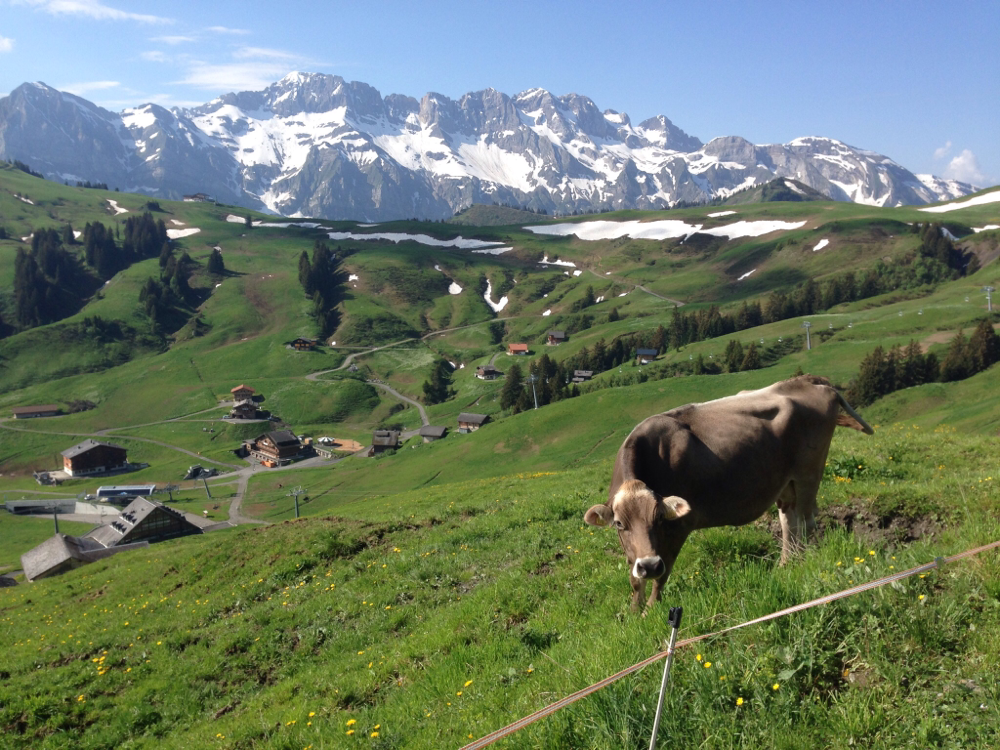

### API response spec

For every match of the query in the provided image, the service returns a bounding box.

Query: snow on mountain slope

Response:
[0,72,980,221]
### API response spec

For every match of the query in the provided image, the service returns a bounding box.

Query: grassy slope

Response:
[3,179,1000,746]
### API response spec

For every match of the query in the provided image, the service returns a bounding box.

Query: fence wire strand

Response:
[460,539,1000,750]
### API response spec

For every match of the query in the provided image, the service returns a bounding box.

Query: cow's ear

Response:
[584,504,614,527]
[663,496,691,520]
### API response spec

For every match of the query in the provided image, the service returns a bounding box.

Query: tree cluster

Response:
[500,356,576,414]
[845,320,1000,407]
[12,229,86,328]
[421,359,455,404]
[298,240,347,339]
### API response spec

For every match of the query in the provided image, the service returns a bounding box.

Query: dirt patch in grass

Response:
[819,497,941,546]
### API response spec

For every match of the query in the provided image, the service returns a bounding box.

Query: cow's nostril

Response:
[634,557,665,579]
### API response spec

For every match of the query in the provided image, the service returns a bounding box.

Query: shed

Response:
[12,404,61,419]
[637,348,659,364]
[547,331,567,345]
[21,533,149,582]
[457,413,489,433]
[371,430,401,454]
[572,370,594,383]
[507,343,529,355]
[419,425,448,442]
[61,439,128,477]
[476,364,503,380]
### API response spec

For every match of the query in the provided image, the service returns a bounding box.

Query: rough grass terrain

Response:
[3,174,1000,747]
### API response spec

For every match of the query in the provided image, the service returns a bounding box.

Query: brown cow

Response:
[585,375,873,611]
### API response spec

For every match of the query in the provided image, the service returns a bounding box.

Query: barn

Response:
[61,439,128,477]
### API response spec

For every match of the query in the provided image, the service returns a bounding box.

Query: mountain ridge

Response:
[0,73,977,221]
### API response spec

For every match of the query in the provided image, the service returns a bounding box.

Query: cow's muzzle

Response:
[632,556,665,580]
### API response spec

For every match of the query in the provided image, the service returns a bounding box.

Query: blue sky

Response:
[1,0,997,186]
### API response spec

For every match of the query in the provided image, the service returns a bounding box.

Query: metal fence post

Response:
[649,606,682,750]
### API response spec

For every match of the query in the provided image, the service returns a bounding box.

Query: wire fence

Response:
[460,539,1000,750]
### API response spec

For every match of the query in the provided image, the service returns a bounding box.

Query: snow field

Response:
[919,190,1000,214]
[527,218,806,242]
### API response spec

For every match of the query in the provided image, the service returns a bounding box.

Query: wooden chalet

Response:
[636,348,659,365]
[419,425,448,443]
[244,430,303,466]
[291,337,317,351]
[231,401,258,419]
[371,430,401,454]
[457,413,489,433]
[476,364,503,380]
[547,331,567,345]
[61,439,128,477]
[507,343,529,356]
[231,384,255,402]
[182,193,214,202]
[572,370,594,383]
[11,404,61,419]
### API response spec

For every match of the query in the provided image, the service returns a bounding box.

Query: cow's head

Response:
[585,480,691,600]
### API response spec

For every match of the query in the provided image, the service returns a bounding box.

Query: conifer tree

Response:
[940,330,971,382]
[207,248,225,275]
[500,362,525,412]
[740,342,761,371]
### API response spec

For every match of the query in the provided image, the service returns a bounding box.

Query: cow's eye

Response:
[613,520,625,530]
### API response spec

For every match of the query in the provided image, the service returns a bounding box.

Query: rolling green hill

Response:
[3,166,1000,748]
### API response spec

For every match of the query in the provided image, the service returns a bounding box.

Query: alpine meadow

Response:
[2,141,1000,750]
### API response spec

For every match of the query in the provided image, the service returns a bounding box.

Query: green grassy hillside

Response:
[3,170,1000,748]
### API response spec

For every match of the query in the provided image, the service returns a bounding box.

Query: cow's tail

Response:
[835,392,875,434]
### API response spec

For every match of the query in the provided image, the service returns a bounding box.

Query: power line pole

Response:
[983,286,995,312]
[802,321,812,350]
[526,373,539,410]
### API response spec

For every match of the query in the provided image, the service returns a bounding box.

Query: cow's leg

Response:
[646,577,665,610]
[777,481,807,565]
[629,573,647,612]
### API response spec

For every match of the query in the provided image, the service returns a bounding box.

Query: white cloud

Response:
[140,50,167,63]
[0,35,13,52]
[943,149,986,185]
[151,34,195,45]
[61,80,119,95]
[933,141,952,160]
[206,26,250,35]
[174,47,322,92]
[16,0,172,24]
[232,46,301,61]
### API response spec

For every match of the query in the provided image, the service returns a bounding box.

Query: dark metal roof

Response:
[61,439,126,459]
[637,348,659,356]
[372,430,400,447]
[547,330,566,338]
[265,430,300,447]
[12,404,61,414]
[419,425,447,438]
[457,413,489,425]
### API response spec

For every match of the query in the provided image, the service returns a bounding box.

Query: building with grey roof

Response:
[21,534,149,582]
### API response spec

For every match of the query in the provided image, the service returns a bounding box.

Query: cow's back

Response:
[610,377,841,528]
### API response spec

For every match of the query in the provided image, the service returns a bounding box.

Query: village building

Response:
[371,430,401,455]
[290,338,317,351]
[476,364,503,380]
[21,497,201,582]
[11,404,61,419]
[457,413,489,433]
[61,439,128,477]
[507,343,529,356]
[243,431,303,466]
[231,384,255,402]
[85,497,202,548]
[547,331,567,346]
[572,370,594,383]
[637,348,659,365]
[182,193,214,202]
[94,484,157,505]
[419,425,448,443]
[21,534,148,582]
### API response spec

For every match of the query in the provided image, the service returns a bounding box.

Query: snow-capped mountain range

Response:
[0,72,975,221]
